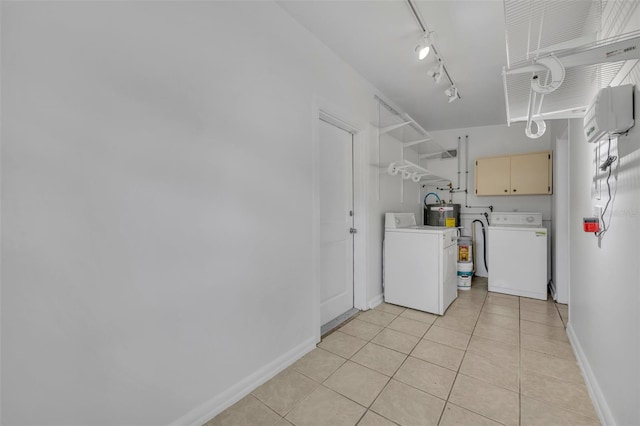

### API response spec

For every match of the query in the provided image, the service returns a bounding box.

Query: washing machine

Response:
[488,212,548,300]
[384,213,458,315]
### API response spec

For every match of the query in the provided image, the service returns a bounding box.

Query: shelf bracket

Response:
[419,150,456,160]
[379,121,412,134]
[403,138,431,148]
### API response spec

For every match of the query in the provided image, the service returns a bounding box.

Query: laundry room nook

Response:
[1,1,639,426]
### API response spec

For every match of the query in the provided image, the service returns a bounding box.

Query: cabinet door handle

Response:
[513,189,517,192]
[504,189,508,193]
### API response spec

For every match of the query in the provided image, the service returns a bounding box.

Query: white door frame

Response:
[311,96,369,343]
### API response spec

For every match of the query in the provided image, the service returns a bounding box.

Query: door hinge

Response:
[349,228,358,234]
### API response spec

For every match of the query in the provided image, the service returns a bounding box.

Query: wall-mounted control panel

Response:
[490,212,543,227]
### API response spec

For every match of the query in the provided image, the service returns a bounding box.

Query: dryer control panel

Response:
[491,212,542,227]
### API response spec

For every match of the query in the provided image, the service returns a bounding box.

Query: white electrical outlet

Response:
[594,205,603,218]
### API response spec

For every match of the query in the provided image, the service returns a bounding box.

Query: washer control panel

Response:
[491,212,542,227]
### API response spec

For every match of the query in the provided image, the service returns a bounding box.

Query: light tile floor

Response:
[205,278,599,426]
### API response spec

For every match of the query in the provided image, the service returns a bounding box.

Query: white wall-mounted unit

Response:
[584,84,635,143]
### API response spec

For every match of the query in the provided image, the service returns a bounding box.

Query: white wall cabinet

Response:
[475,150,552,195]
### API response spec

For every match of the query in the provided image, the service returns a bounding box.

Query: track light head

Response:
[444,85,458,103]
[415,33,431,60]
[427,61,444,83]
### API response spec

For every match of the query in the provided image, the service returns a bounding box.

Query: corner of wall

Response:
[367,293,384,310]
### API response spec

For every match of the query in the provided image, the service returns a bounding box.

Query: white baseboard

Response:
[368,293,383,310]
[566,323,615,426]
[170,337,317,426]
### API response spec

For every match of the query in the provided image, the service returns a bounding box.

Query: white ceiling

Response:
[278,0,509,131]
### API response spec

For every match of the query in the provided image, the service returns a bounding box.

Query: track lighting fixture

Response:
[427,61,444,83]
[415,33,431,60]
[407,0,461,101]
[444,85,458,103]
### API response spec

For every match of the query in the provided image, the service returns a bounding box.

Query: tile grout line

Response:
[553,299,568,328]
[212,290,591,426]
[326,291,524,425]
[324,308,406,418]
[366,305,448,418]
[357,308,431,426]
[439,290,523,424]
[435,286,489,426]
[365,307,420,426]
[512,389,602,422]
[295,309,402,425]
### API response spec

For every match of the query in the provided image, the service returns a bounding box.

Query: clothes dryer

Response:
[488,212,548,300]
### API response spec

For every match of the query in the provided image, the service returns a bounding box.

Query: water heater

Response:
[584,84,635,143]
[424,203,461,227]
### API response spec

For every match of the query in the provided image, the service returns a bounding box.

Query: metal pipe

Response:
[457,136,462,189]
[464,135,469,193]
[464,134,469,206]
[502,67,512,125]
[466,205,494,212]
[463,134,493,211]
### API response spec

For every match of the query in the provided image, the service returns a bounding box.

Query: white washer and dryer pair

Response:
[383,213,458,315]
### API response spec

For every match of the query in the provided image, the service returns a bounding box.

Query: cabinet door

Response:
[475,156,511,195]
[510,151,552,195]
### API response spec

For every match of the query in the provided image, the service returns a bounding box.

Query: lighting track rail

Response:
[406,0,461,101]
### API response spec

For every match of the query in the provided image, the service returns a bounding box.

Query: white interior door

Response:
[319,119,354,326]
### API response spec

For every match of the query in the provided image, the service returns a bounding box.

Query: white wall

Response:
[566,82,640,426]
[564,5,640,424]
[419,123,553,277]
[0,2,397,424]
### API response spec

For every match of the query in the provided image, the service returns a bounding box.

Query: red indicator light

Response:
[583,217,600,233]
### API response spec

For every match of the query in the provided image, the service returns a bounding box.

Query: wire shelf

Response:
[502,0,640,128]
